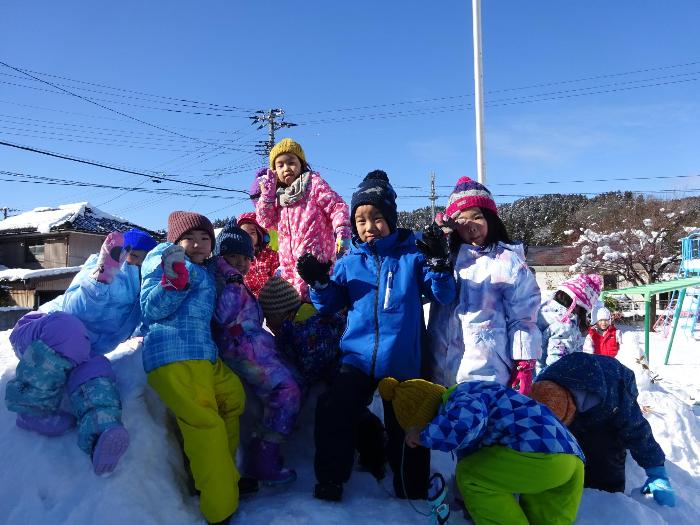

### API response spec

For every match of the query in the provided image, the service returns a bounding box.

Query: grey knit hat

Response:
[258,276,301,319]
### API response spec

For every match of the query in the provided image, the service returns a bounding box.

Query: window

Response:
[25,240,45,263]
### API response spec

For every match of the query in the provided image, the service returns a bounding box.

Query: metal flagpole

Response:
[472,0,486,185]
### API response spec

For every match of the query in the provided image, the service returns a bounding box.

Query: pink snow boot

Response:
[92,425,129,475]
[246,438,297,485]
[16,410,76,436]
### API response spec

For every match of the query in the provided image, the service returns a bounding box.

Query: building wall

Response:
[67,232,106,266]
[531,266,573,295]
[5,274,77,309]
[0,234,69,269]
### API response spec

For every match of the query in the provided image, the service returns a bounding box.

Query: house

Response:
[0,202,159,309]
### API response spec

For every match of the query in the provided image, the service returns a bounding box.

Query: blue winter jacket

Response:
[41,254,142,356]
[421,381,585,462]
[535,352,665,469]
[140,242,218,373]
[309,229,456,381]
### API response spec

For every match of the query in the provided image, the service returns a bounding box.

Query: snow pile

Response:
[0,328,698,524]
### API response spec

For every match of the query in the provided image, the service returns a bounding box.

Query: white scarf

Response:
[277,171,311,207]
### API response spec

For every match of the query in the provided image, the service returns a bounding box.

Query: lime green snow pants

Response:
[456,446,584,525]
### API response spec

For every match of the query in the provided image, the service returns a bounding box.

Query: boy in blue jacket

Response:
[380,377,585,525]
[531,352,675,507]
[297,170,456,502]
[5,229,156,475]
[140,211,245,525]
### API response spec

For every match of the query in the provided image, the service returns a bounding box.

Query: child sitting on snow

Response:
[379,377,585,525]
[583,306,621,357]
[537,274,602,371]
[297,170,456,502]
[5,228,156,475]
[211,220,301,485]
[140,211,245,525]
[531,352,675,506]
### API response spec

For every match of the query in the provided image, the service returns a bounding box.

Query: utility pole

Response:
[472,0,487,184]
[249,108,298,158]
[0,207,19,219]
[429,172,437,219]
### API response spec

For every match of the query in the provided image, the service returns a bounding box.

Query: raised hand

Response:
[416,222,451,273]
[296,253,331,288]
[92,232,126,284]
[161,245,188,291]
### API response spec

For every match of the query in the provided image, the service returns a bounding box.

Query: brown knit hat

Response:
[530,380,577,426]
[378,377,446,430]
[269,138,307,169]
[258,276,301,319]
[167,211,216,244]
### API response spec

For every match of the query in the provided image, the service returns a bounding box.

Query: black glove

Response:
[297,253,332,288]
[416,222,452,273]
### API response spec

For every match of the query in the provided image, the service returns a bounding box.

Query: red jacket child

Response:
[237,212,279,298]
[583,307,620,357]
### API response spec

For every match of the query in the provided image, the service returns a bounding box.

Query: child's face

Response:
[597,319,610,330]
[274,153,303,186]
[354,205,390,243]
[239,223,259,249]
[125,249,147,266]
[177,229,212,264]
[454,206,488,246]
[223,253,252,276]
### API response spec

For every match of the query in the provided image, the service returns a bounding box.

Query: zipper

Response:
[369,251,381,379]
[383,271,393,310]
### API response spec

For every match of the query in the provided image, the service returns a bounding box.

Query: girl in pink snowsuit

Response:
[255,138,351,301]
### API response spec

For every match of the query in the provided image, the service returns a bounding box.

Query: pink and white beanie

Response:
[445,176,498,218]
[557,274,603,321]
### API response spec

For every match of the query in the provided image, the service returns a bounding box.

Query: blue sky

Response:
[1,0,699,230]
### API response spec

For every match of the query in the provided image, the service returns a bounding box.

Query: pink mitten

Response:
[161,245,189,291]
[92,232,126,284]
[510,359,536,395]
[260,168,278,203]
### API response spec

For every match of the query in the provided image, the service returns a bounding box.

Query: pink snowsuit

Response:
[255,170,351,301]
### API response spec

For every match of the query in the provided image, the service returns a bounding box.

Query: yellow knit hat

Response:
[378,377,446,430]
[269,138,307,169]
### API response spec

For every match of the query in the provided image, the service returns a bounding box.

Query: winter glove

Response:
[297,253,331,289]
[92,232,126,284]
[259,168,278,203]
[160,245,189,291]
[642,466,676,507]
[510,359,536,395]
[416,222,452,273]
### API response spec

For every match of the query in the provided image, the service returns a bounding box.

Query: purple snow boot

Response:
[16,410,76,437]
[92,425,129,476]
[246,438,297,485]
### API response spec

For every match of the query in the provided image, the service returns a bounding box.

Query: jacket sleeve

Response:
[311,174,351,238]
[583,333,595,354]
[419,258,456,305]
[504,264,542,361]
[140,256,191,322]
[420,389,489,452]
[309,259,350,314]
[214,282,247,327]
[614,371,666,469]
[537,307,550,356]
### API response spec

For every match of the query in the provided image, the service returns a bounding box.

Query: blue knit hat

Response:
[350,170,398,235]
[123,229,157,252]
[214,218,254,258]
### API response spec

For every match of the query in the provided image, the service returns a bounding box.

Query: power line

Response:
[0,139,248,193]
[435,172,700,188]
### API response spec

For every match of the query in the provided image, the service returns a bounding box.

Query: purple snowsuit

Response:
[212,257,301,439]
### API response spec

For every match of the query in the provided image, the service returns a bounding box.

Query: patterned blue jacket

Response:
[420,381,585,462]
[140,242,218,373]
[535,352,665,469]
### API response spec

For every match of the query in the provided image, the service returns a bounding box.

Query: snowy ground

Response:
[0,326,698,524]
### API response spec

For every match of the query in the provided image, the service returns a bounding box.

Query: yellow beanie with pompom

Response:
[269,138,307,169]
[378,377,446,430]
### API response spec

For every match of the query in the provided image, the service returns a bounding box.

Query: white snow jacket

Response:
[425,242,542,387]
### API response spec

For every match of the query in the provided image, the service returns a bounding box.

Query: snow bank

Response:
[0,328,698,524]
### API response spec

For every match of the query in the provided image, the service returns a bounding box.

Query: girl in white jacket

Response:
[425,177,542,394]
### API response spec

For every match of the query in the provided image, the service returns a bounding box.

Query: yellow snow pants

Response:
[456,445,584,525]
[148,359,245,523]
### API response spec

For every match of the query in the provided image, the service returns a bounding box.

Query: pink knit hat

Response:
[557,274,603,321]
[445,176,498,218]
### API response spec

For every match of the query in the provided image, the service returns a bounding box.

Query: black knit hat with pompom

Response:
[350,170,398,235]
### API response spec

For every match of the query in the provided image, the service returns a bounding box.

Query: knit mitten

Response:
[296,253,331,289]
[642,466,676,507]
[92,232,126,284]
[260,168,278,203]
[510,359,536,395]
[161,245,189,291]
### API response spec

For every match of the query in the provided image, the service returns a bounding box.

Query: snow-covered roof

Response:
[0,202,155,236]
[0,265,81,282]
